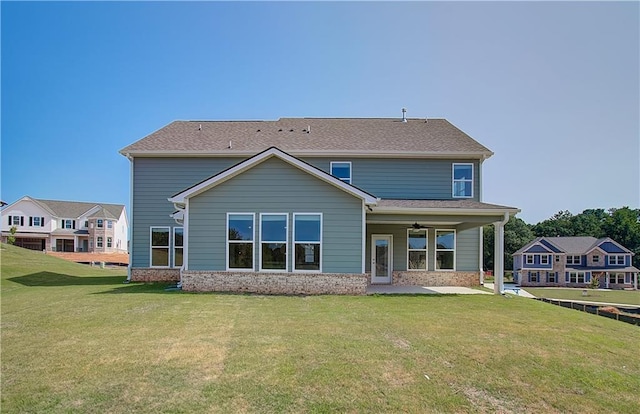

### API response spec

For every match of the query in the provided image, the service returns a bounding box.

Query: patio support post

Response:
[493,213,509,295]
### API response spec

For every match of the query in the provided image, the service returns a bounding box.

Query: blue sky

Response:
[1,1,638,224]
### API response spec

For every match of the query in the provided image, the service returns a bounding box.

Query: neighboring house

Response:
[120,116,519,294]
[513,237,638,289]
[1,196,128,253]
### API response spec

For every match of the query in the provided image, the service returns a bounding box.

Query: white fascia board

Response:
[523,242,555,254]
[123,149,493,160]
[169,147,379,205]
[370,206,520,216]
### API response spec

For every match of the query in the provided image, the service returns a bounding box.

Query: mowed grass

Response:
[525,287,640,306]
[2,243,639,413]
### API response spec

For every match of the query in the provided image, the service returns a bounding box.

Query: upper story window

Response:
[452,163,473,198]
[541,255,550,265]
[84,220,89,228]
[61,219,75,229]
[592,255,600,263]
[97,219,104,228]
[608,255,625,265]
[107,220,113,229]
[566,255,580,265]
[30,216,44,227]
[525,255,534,265]
[330,162,352,184]
[10,216,23,226]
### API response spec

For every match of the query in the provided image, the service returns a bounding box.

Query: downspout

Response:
[493,212,510,295]
[125,154,134,283]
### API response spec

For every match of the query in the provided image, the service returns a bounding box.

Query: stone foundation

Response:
[182,271,367,295]
[130,268,180,282]
[391,271,480,287]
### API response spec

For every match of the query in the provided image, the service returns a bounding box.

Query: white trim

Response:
[435,229,456,271]
[362,201,366,273]
[369,206,520,216]
[149,226,171,268]
[169,148,377,205]
[330,161,352,184]
[226,213,256,271]
[371,234,393,284]
[292,213,323,273]
[183,199,189,271]
[406,228,428,271]
[525,254,534,265]
[452,163,474,198]
[122,149,494,160]
[540,254,550,265]
[258,213,289,272]
[608,254,626,266]
[173,226,184,269]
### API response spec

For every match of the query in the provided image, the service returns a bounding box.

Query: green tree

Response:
[484,216,535,272]
[532,210,574,237]
[7,226,17,245]
[602,207,640,268]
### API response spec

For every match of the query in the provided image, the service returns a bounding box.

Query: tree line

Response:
[484,207,640,271]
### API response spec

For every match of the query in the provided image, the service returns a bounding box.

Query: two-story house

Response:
[513,237,638,289]
[1,196,128,253]
[120,117,519,295]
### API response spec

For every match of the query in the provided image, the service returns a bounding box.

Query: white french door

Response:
[371,235,392,284]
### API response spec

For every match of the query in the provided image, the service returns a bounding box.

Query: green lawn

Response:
[2,243,639,413]
[525,287,640,306]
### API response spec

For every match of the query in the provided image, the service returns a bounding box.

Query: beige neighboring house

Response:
[1,196,128,253]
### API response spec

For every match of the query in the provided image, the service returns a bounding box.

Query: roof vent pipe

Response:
[402,108,407,122]
[307,125,311,134]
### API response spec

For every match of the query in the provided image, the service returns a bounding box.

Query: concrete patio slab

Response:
[366,285,492,295]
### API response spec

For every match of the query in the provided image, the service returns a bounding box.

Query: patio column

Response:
[493,213,509,295]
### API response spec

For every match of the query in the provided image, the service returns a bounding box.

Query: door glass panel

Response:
[375,239,389,276]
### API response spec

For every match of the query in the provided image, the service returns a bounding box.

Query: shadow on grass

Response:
[8,272,127,287]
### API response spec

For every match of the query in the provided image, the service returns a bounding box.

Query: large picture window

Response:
[452,163,473,198]
[173,227,184,268]
[150,227,170,267]
[330,161,352,184]
[293,213,322,271]
[227,213,255,270]
[260,214,288,271]
[407,229,427,270]
[435,229,455,270]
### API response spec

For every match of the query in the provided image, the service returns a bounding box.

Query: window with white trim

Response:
[173,227,184,268]
[547,272,556,283]
[107,220,113,229]
[150,227,170,267]
[592,255,600,263]
[609,273,625,284]
[525,255,534,265]
[293,213,322,271]
[529,271,539,282]
[555,255,560,262]
[31,217,42,227]
[452,163,473,198]
[608,255,625,265]
[12,216,21,226]
[569,271,586,283]
[330,162,352,184]
[541,255,550,265]
[260,214,288,271]
[227,214,255,270]
[97,219,103,228]
[435,229,455,270]
[407,229,427,270]
[107,237,112,248]
[566,255,580,265]
[97,236,103,248]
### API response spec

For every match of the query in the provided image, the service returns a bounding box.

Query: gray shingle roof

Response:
[35,199,124,220]
[543,237,600,254]
[120,118,494,158]
[375,199,517,210]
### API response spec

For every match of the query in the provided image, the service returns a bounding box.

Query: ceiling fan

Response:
[411,222,431,230]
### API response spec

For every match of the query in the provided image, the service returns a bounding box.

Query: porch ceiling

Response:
[367,199,520,231]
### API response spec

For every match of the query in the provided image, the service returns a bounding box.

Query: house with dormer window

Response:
[513,236,638,289]
[1,196,128,253]
[120,116,519,294]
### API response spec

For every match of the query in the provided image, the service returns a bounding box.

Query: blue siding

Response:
[599,241,627,253]
[305,158,480,201]
[188,157,364,273]
[539,239,562,253]
[521,253,553,269]
[524,245,552,254]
